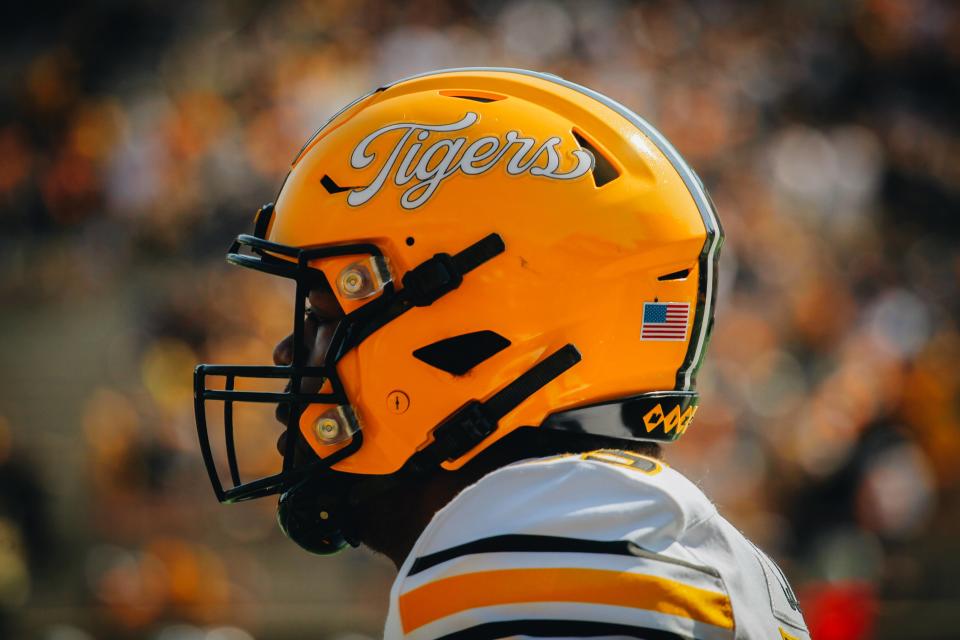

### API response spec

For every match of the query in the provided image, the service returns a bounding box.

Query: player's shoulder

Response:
[422,449,719,552]
[384,451,734,640]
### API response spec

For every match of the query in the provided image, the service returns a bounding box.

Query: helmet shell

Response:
[266,69,720,474]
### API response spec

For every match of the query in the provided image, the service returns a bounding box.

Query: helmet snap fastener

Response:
[310,405,362,445]
[340,269,366,295]
[336,257,392,300]
[315,417,341,441]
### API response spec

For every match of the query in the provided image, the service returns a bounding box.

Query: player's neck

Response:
[355,472,470,570]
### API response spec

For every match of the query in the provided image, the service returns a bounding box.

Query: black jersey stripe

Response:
[408,533,719,578]
[435,619,696,640]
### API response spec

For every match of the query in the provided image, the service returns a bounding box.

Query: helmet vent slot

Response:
[439,89,506,103]
[572,129,620,187]
[413,330,511,376]
[453,95,496,103]
[658,268,692,281]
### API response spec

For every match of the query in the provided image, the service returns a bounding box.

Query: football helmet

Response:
[194,68,722,553]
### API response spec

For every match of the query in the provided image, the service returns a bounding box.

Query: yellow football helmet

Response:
[194,68,722,553]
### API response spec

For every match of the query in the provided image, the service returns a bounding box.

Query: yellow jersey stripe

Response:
[399,567,734,633]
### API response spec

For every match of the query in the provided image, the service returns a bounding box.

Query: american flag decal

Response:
[641,302,690,341]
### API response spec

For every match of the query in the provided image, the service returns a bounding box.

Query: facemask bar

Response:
[194,363,360,502]
[194,224,507,503]
[195,233,388,503]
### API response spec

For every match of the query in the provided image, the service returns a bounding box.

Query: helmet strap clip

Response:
[402,253,463,306]
[400,233,505,307]
[410,343,582,473]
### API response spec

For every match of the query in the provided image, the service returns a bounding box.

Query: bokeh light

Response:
[2,1,959,638]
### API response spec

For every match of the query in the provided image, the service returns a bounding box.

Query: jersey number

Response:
[582,449,662,475]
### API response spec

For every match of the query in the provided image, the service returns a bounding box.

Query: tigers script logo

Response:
[347,112,594,209]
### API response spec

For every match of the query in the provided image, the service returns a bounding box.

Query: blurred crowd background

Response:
[2,0,959,638]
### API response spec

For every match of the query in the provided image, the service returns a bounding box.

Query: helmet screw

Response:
[315,417,341,441]
[340,269,365,294]
[387,390,410,415]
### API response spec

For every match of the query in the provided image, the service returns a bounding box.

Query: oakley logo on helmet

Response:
[348,112,594,209]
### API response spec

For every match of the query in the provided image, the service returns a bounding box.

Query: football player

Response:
[194,68,810,639]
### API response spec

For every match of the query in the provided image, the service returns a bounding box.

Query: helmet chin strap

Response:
[279,343,583,555]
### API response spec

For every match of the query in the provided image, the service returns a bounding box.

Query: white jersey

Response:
[384,450,810,640]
